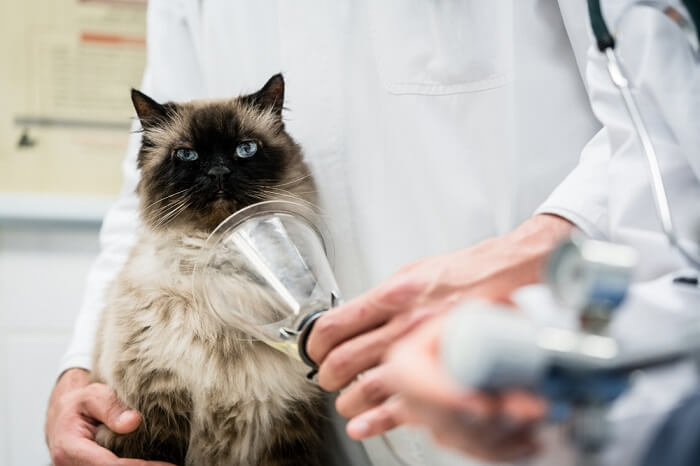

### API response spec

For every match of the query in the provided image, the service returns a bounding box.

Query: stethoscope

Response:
[587,0,700,272]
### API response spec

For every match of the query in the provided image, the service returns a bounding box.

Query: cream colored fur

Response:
[93,228,321,465]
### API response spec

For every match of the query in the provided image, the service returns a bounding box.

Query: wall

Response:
[0,220,100,465]
[0,1,144,462]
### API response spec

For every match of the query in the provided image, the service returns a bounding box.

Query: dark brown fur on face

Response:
[134,74,316,232]
[90,75,327,466]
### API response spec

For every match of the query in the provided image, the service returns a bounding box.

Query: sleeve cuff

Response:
[57,354,93,378]
[536,204,607,240]
[534,128,611,240]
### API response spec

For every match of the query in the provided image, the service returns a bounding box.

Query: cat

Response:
[91,74,327,466]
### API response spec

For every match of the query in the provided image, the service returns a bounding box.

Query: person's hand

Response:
[345,314,547,462]
[307,214,572,402]
[46,368,174,466]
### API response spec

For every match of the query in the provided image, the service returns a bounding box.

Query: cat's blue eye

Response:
[174,148,199,162]
[235,140,258,159]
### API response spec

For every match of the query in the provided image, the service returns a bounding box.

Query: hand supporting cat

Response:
[46,368,174,466]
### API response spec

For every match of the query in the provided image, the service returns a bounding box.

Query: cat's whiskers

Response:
[251,186,321,212]
[271,173,313,189]
[280,190,317,195]
[150,196,191,228]
[143,188,191,210]
[153,204,189,229]
[146,195,187,222]
[265,186,314,200]
[155,200,191,228]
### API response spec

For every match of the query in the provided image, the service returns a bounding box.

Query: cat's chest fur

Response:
[93,230,320,465]
[98,229,312,398]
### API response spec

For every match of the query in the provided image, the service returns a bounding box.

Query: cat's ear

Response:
[250,74,285,117]
[131,89,169,128]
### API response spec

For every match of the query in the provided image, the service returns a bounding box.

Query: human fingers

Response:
[307,284,415,367]
[47,375,171,466]
[52,436,173,466]
[405,388,543,455]
[432,423,539,463]
[51,436,121,466]
[318,309,430,392]
[344,392,501,441]
[118,458,177,466]
[77,383,141,434]
[381,315,475,411]
[402,390,500,429]
[345,396,408,440]
[335,366,395,419]
[499,390,548,428]
[405,399,538,462]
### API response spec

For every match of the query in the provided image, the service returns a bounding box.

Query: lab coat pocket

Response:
[368,0,513,95]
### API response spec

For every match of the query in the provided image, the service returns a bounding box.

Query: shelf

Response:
[0,193,115,225]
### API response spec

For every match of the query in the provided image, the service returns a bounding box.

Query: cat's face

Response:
[133,74,314,231]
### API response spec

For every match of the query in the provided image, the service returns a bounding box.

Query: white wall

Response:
[0,221,100,466]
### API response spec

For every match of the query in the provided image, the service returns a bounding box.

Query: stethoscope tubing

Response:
[588,0,700,272]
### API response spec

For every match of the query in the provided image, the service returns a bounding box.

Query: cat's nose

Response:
[207,165,231,178]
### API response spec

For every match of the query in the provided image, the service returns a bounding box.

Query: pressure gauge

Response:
[546,234,638,331]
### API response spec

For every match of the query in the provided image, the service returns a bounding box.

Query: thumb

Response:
[78,383,142,434]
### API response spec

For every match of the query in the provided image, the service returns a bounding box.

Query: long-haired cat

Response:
[91,74,326,466]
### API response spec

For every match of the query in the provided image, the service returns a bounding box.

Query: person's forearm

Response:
[467,214,574,300]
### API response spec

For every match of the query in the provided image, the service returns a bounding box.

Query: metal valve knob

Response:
[546,234,638,332]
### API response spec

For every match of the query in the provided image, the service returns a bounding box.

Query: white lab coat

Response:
[540,0,700,274]
[531,0,700,464]
[59,1,601,465]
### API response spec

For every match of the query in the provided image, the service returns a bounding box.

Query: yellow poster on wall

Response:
[0,0,146,198]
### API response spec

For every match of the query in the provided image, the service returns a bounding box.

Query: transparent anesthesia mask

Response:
[193,200,340,372]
